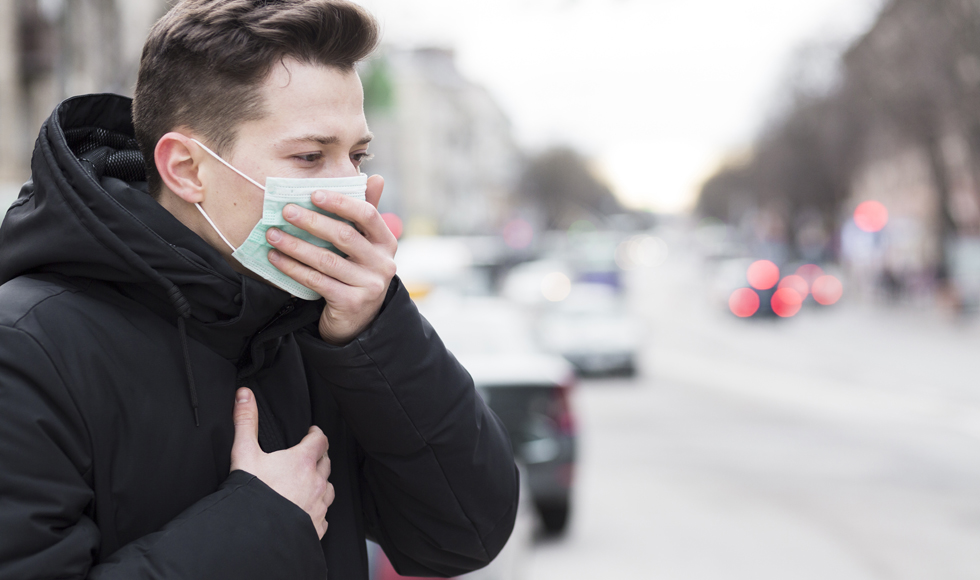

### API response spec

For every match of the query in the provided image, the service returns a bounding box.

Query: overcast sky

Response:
[356,0,882,213]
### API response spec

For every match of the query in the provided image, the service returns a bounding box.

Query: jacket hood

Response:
[0,94,314,358]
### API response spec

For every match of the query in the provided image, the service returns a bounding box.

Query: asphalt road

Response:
[528,244,980,579]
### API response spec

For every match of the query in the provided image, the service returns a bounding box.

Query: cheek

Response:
[242,192,266,235]
[222,188,265,246]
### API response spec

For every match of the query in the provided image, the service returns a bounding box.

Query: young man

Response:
[0,1,519,579]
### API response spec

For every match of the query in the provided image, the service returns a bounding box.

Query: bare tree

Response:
[697,0,980,270]
[517,148,623,231]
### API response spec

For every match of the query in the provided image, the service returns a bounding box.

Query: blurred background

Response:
[4,0,980,578]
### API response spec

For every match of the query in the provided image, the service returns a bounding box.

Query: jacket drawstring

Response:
[167,286,200,427]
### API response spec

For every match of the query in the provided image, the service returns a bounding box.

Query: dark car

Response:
[462,352,578,534]
[417,296,579,535]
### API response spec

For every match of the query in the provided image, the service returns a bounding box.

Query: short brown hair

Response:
[132,0,379,196]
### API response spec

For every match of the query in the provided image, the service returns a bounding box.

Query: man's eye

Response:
[294,153,322,163]
[351,151,374,165]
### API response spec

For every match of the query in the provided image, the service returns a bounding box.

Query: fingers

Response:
[268,248,350,299]
[266,230,369,288]
[314,442,334,541]
[230,388,260,468]
[364,174,384,209]
[301,189,397,250]
[316,450,331,481]
[275,203,375,261]
[297,425,329,462]
[313,185,391,245]
[315,517,329,539]
[314,478,335,540]
[263,183,397,300]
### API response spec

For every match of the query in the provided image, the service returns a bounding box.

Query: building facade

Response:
[363,47,522,237]
[0,0,166,187]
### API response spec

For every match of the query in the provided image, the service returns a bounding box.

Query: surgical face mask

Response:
[191,139,367,300]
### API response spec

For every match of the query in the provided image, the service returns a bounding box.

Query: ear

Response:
[155,132,204,204]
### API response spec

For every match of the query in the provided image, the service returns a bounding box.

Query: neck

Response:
[156,187,257,280]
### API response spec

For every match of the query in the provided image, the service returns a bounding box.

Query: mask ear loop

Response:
[194,203,238,252]
[189,138,266,253]
[191,138,266,191]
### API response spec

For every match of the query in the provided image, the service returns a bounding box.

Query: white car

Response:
[536,282,641,376]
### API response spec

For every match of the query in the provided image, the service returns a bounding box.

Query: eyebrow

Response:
[282,133,374,147]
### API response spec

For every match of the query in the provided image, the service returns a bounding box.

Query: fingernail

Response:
[268,249,281,262]
[236,388,250,404]
[313,191,326,203]
[267,228,282,242]
[284,205,298,219]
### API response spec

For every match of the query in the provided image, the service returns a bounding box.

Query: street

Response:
[528,242,980,579]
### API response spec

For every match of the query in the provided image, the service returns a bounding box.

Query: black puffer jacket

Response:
[0,94,518,580]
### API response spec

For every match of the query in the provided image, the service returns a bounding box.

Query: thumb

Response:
[365,174,384,209]
[231,388,261,466]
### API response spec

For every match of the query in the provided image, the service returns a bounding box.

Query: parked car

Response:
[417,295,579,535]
[536,282,641,376]
[462,352,577,534]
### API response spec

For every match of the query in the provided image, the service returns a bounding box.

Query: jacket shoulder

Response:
[0,274,88,328]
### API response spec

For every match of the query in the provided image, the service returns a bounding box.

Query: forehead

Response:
[250,59,367,140]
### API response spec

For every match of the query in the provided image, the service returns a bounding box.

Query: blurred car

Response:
[394,235,510,300]
[367,464,536,580]
[536,282,641,377]
[462,352,577,534]
[564,229,624,289]
[707,257,778,318]
[417,295,578,535]
[499,259,574,306]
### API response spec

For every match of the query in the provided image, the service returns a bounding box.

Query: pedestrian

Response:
[0,1,519,578]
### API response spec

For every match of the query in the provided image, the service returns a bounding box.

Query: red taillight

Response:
[553,375,576,436]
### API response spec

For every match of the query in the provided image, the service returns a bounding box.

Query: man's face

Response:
[196,58,372,253]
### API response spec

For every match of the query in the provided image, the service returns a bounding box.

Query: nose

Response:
[324,157,360,178]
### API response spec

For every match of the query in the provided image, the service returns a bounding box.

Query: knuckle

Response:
[359,204,377,225]
[381,259,397,281]
[232,410,253,426]
[301,455,318,472]
[303,208,321,230]
[338,223,359,245]
[305,268,324,288]
[278,237,297,256]
[285,232,303,252]
[313,477,327,497]
[316,249,339,274]
[302,436,321,455]
[368,279,385,297]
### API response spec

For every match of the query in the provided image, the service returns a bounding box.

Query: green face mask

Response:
[191,139,367,300]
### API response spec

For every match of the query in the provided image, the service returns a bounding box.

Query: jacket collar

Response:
[0,93,318,358]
